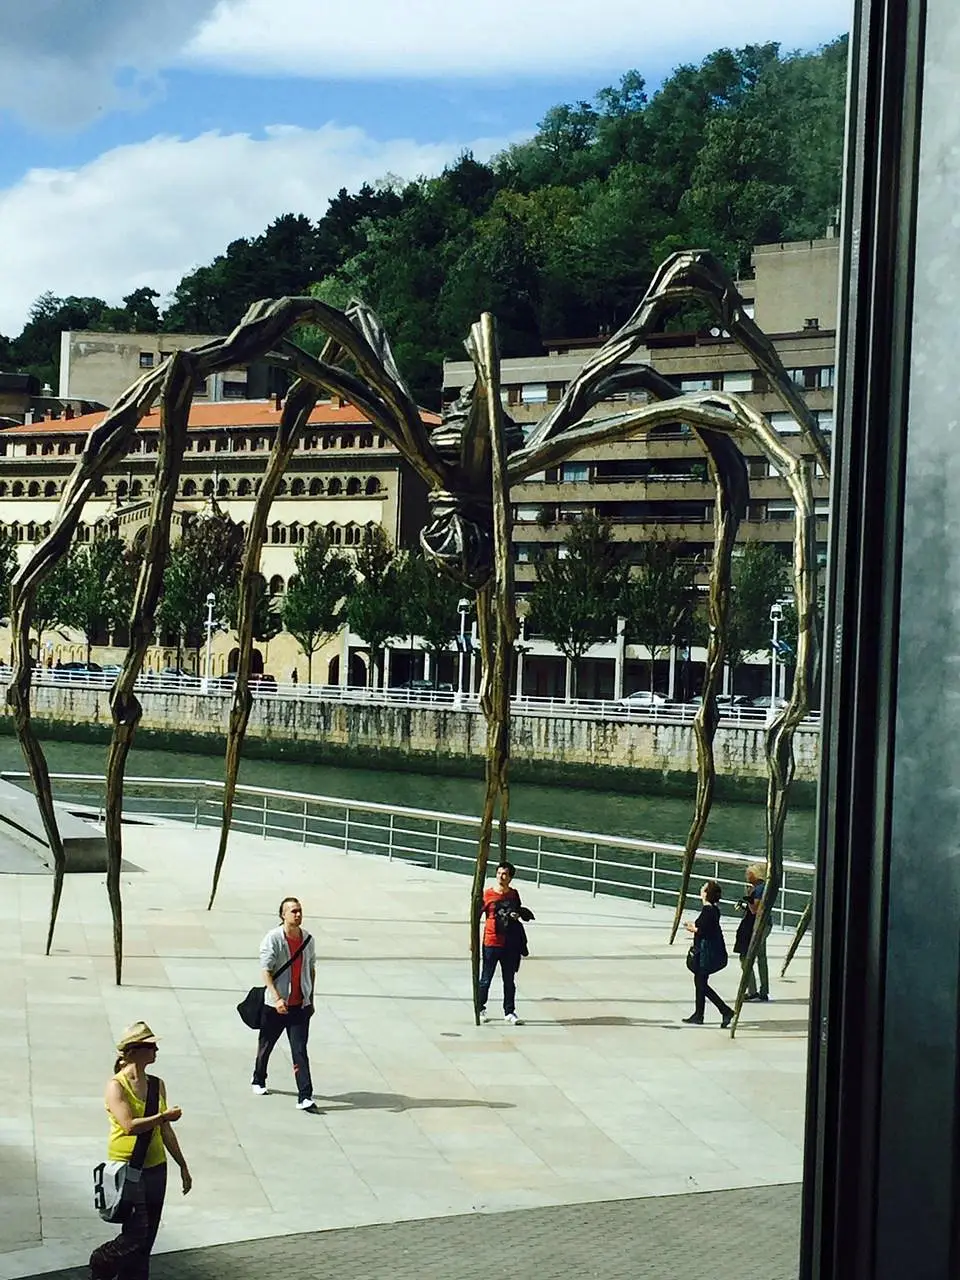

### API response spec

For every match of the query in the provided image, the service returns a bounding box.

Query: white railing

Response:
[16,668,820,727]
[1,771,815,927]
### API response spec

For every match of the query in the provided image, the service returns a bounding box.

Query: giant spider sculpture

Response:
[7,250,827,1033]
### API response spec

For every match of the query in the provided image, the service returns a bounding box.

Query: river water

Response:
[0,733,816,860]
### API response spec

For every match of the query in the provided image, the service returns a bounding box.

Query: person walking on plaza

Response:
[683,881,734,1028]
[251,897,318,1109]
[477,860,534,1025]
[90,1022,191,1280]
[734,863,771,1002]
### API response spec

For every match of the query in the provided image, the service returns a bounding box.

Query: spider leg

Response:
[104,351,196,983]
[7,363,167,955]
[781,896,813,977]
[466,314,517,1024]
[670,429,748,944]
[208,378,319,909]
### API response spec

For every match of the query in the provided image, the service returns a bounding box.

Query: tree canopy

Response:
[280,529,355,683]
[0,38,847,401]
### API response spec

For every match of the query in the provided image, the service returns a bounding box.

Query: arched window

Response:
[322,434,334,450]
[131,480,143,498]
[12,482,23,497]
[217,478,230,497]
[276,479,288,496]
[41,442,54,456]
[10,522,21,541]
[237,478,252,496]
[44,481,57,497]
[28,481,40,497]
[116,480,128,499]
[364,521,378,542]
[359,433,374,449]
[346,477,361,496]
[340,434,355,449]
[270,522,286,545]
[26,522,36,542]
[202,478,214,497]
[365,476,382,495]
[289,522,303,545]
[95,481,108,496]
[183,479,197,497]
[0,482,6,496]
[327,477,342,496]
[291,478,305,496]
[269,574,285,595]
[309,477,323,496]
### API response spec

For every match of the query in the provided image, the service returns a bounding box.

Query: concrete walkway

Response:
[0,818,811,1279]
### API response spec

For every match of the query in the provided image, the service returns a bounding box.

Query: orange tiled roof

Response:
[1,400,440,436]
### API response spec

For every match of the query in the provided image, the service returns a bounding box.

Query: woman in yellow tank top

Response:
[89,1022,191,1280]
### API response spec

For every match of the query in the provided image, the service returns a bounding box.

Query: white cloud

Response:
[0,124,510,336]
[0,0,220,129]
[185,0,850,79]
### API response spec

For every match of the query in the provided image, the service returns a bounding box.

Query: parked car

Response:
[688,693,753,708]
[54,661,103,679]
[749,695,789,709]
[619,689,671,708]
[159,666,201,687]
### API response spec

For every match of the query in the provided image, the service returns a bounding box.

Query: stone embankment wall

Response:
[1,686,820,803]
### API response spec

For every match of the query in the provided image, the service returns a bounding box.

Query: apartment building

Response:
[58,330,275,407]
[443,237,839,698]
[0,397,430,681]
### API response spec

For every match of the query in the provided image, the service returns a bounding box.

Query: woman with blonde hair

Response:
[734,863,771,1002]
[89,1022,191,1280]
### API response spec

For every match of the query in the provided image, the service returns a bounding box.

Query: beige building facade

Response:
[0,397,429,680]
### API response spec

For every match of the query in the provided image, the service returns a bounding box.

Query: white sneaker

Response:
[504,1012,523,1025]
[478,1007,489,1023]
[296,1097,317,1110]
[251,1083,268,1096]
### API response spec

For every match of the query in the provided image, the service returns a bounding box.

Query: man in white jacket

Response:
[251,897,318,1110]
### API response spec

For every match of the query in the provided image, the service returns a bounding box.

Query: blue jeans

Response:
[479,946,518,1015]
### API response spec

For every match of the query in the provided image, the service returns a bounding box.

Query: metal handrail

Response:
[18,669,821,726]
[1,771,815,927]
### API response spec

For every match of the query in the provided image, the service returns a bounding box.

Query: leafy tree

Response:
[225,572,283,651]
[280,531,355,684]
[398,553,465,680]
[526,514,629,698]
[0,528,18,626]
[62,534,138,663]
[622,537,698,693]
[157,513,242,669]
[31,558,78,661]
[726,542,790,691]
[345,528,407,689]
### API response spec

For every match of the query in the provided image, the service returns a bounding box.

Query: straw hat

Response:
[116,1021,159,1053]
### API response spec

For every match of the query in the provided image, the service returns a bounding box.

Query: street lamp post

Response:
[769,601,784,722]
[203,591,216,692]
[455,598,471,706]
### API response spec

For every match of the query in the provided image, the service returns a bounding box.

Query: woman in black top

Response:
[683,880,734,1027]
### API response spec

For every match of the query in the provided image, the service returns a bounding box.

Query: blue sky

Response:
[0,0,851,338]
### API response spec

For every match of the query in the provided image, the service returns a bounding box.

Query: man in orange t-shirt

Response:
[477,861,533,1025]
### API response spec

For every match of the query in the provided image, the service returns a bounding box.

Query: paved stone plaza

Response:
[0,817,811,1279]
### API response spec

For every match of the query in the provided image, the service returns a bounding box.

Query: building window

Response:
[328,478,342,495]
[721,371,753,393]
[309,478,324,496]
[767,411,801,435]
[560,463,590,483]
[28,481,40,497]
[816,411,835,433]
[139,352,155,368]
[364,476,381,495]
[819,366,836,389]
[237,479,252,496]
[521,383,548,404]
[183,479,197,497]
[222,380,247,398]
[767,501,796,520]
[680,376,716,393]
[346,477,361,496]
[514,505,541,523]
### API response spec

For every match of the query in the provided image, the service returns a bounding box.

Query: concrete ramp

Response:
[0,778,107,872]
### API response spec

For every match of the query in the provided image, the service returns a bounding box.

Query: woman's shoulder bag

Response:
[93,1075,159,1222]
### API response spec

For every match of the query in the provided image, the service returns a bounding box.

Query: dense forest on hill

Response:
[0,36,847,403]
